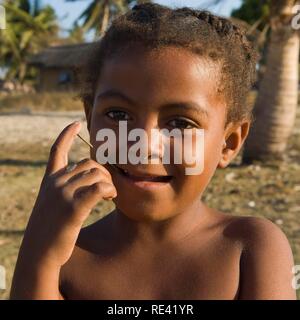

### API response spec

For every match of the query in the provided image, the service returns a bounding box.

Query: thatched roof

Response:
[28,42,94,69]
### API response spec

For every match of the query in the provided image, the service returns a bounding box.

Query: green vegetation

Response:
[0,0,59,83]
[232,0,270,30]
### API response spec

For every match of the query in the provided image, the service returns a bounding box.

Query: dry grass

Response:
[0,91,83,113]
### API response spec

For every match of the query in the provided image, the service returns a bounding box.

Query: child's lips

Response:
[110,164,173,185]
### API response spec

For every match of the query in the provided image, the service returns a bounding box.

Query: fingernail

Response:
[104,195,116,201]
[73,121,82,131]
[73,121,81,126]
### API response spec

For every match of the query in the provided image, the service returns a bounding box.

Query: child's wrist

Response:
[10,255,61,299]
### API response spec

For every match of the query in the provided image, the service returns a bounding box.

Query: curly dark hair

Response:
[78,3,258,128]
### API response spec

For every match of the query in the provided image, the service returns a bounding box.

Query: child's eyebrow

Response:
[96,89,209,118]
[165,102,209,119]
[96,89,136,106]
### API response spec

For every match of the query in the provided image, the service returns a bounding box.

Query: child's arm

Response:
[10,122,117,300]
[238,217,296,300]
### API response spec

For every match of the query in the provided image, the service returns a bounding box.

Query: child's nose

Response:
[129,118,165,161]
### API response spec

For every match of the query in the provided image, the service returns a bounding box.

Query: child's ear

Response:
[218,121,250,168]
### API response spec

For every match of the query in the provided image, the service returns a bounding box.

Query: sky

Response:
[40,0,242,34]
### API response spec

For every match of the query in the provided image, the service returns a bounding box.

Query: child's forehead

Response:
[104,45,219,73]
[94,47,226,122]
[97,46,222,100]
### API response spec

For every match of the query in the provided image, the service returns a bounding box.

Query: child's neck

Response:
[111,200,209,248]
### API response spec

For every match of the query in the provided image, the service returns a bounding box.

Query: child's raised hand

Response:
[19,121,117,268]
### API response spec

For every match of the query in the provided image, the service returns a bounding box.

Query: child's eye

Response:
[167,118,196,129]
[106,110,131,121]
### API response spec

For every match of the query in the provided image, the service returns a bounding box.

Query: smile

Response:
[110,164,173,184]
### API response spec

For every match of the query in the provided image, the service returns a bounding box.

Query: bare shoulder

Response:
[221,214,294,269]
[222,214,291,249]
[220,214,296,299]
[206,207,289,246]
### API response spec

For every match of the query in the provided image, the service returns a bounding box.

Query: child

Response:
[10,3,296,300]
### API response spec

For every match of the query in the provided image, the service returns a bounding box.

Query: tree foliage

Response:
[0,0,59,82]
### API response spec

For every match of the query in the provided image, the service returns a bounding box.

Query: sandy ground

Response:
[0,111,88,145]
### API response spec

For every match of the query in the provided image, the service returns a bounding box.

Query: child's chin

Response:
[116,201,175,222]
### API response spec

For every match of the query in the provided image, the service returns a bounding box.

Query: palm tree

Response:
[68,22,86,44]
[0,0,59,83]
[80,0,126,35]
[66,0,150,37]
[242,0,299,162]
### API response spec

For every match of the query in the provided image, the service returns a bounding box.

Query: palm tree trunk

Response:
[99,2,110,36]
[242,0,299,162]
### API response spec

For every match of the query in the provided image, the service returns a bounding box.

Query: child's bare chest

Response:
[62,235,242,299]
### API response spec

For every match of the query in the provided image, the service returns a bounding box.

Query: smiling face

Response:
[88,45,248,222]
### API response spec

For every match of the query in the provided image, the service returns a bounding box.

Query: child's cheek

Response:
[170,129,205,176]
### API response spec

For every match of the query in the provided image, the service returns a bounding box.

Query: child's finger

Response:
[60,158,111,182]
[45,122,82,176]
[74,181,117,211]
[66,168,113,195]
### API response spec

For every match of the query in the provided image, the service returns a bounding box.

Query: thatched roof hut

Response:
[29,43,93,91]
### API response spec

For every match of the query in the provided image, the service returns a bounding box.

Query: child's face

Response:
[88,46,248,222]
